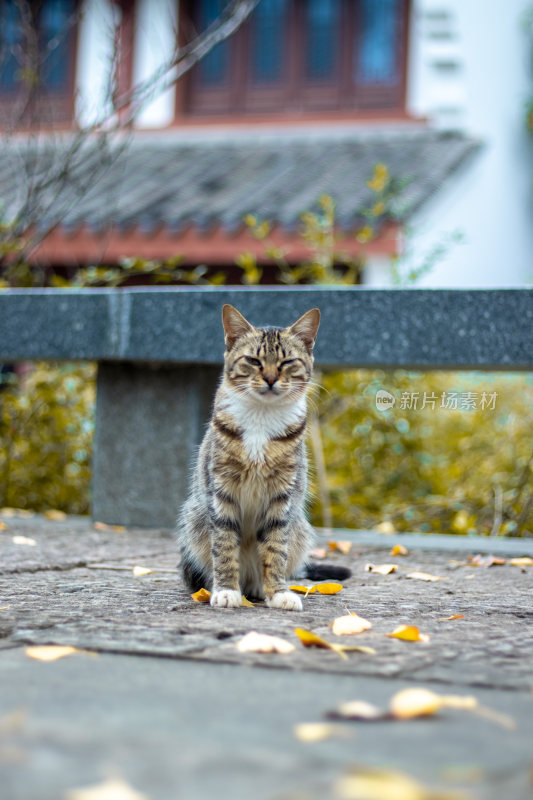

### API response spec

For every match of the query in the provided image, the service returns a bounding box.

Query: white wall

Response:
[403,0,533,287]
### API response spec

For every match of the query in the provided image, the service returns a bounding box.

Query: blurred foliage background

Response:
[1,164,532,535]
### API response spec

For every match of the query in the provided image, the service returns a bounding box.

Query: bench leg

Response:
[92,362,220,528]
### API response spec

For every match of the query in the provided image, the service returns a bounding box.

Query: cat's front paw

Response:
[266,590,303,612]
[210,589,242,609]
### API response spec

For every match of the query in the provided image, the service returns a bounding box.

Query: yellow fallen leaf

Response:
[315,582,344,594]
[191,588,211,602]
[389,688,450,719]
[386,625,430,642]
[191,588,255,607]
[0,605,11,611]
[390,544,408,556]
[293,722,351,742]
[66,777,148,800]
[389,687,513,728]
[25,646,83,662]
[406,572,446,582]
[290,584,316,595]
[236,631,295,654]
[290,582,343,595]
[295,627,348,659]
[439,614,464,621]
[0,521,7,531]
[294,628,374,659]
[309,547,327,559]
[132,566,153,576]
[44,509,67,521]
[335,767,462,800]
[509,557,533,567]
[365,563,398,575]
[328,540,352,555]
[12,535,37,547]
[331,614,372,636]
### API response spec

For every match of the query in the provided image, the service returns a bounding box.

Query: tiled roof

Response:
[0,128,480,235]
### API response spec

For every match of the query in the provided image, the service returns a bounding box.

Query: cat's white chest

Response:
[223,393,306,462]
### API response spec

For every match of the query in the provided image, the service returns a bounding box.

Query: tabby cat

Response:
[177,304,348,611]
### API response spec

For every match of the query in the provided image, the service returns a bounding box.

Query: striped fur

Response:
[177,304,320,611]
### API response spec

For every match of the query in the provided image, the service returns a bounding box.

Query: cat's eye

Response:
[244,356,262,367]
[280,359,296,368]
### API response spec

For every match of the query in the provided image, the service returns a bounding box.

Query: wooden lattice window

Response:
[180,0,409,116]
[0,0,78,126]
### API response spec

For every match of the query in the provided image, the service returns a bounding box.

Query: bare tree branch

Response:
[0,0,262,275]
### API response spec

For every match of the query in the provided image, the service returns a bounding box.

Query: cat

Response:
[177,303,349,611]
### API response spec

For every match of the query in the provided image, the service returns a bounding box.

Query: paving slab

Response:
[0,515,532,800]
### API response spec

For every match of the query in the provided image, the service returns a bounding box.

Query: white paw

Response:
[210,589,242,609]
[266,591,303,612]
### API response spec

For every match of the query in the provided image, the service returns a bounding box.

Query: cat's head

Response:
[221,304,320,402]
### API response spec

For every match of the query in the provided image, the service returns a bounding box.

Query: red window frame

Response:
[177,0,410,119]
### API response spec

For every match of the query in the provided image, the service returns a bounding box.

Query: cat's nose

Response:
[263,372,278,387]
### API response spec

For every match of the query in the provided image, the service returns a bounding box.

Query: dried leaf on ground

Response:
[25,646,92,662]
[294,628,375,659]
[65,777,148,800]
[236,631,295,654]
[190,588,255,607]
[439,614,464,621]
[389,687,514,729]
[335,766,464,800]
[365,563,398,575]
[328,540,353,555]
[509,557,533,567]
[12,535,37,547]
[0,521,7,531]
[310,547,327,559]
[406,572,446,582]
[389,688,476,719]
[132,566,153,576]
[0,605,11,611]
[191,588,211,603]
[290,582,344,595]
[293,722,352,742]
[331,614,372,636]
[44,509,67,521]
[387,625,430,642]
[390,544,408,556]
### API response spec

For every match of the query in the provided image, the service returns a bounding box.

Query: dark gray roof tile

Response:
[0,129,481,236]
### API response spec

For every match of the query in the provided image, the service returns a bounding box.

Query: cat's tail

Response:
[303,563,352,582]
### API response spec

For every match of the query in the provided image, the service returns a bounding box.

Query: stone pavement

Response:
[1,514,532,800]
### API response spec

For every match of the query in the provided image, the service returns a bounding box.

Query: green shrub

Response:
[308,369,533,536]
[0,363,95,513]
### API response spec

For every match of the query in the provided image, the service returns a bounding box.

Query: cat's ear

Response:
[222,304,254,349]
[287,308,320,352]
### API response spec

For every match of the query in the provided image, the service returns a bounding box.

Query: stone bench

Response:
[1,287,532,527]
